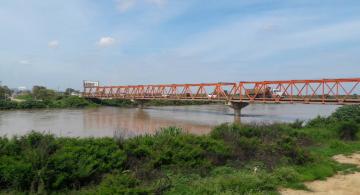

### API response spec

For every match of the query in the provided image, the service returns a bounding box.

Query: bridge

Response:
[83,78,360,117]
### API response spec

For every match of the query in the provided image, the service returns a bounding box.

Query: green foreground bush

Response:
[0,134,125,193]
[0,105,359,194]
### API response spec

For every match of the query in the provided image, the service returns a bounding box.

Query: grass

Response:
[0,105,359,194]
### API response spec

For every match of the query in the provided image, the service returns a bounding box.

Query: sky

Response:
[0,0,360,90]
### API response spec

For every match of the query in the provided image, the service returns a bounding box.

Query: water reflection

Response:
[83,107,213,138]
[0,104,340,138]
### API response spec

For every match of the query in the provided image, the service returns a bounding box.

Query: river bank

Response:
[0,105,359,194]
[0,97,215,110]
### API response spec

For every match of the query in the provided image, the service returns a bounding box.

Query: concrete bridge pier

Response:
[227,101,249,120]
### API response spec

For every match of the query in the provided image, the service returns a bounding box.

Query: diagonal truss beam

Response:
[83,78,360,105]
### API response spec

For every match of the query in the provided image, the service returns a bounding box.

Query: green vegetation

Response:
[98,99,214,107]
[0,86,96,110]
[0,85,11,100]
[0,105,360,194]
[0,96,96,110]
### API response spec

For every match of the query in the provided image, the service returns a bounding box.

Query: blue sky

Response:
[0,0,360,90]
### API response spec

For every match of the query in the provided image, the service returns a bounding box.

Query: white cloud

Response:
[116,0,136,13]
[48,40,59,48]
[97,36,116,47]
[19,60,30,65]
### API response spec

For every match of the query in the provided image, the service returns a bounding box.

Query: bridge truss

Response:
[83,78,360,105]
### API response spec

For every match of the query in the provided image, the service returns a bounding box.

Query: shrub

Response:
[290,119,304,129]
[0,132,58,192]
[61,96,92,108]
[0,100,18,110]
[336,121,359,141]
[306,116,333,128]
[0,156,33,190]
[17,100,47,109]
[331,105,360,123]
[123,127,230,174]
[46,138,126,190]
[0,132,126,193]
[273,167,300,184]
[210,123,312,167]
[86,172,150,194]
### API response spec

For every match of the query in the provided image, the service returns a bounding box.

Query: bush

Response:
[0,132,126,193]
[45,138,126,190]
[331,105,360,123]
[290,119,304,129]
[336,121,359,141]
[61,96,92,108]
[17,100,47,109]
[0,100,18,110]
[306,116,333,128]
[85,172,150,194]
[0,156,33,190]
[306,105,360,128]
[0,132,58,192]
[273,167,300,184]
[210,123,312,167]
[123,127,230,174]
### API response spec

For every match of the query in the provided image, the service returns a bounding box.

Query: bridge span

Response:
[83,78,360,117]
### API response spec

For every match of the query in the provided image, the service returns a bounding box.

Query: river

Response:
[0,104,339,138]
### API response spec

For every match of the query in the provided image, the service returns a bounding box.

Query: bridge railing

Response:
[83,78,360,104]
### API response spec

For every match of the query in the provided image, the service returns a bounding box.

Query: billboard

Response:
[83,80,99,88]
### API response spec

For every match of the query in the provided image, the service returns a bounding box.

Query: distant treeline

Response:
[98,99,214,107]
[0,85,95,109]
[0,96,95,109]
[0,85,215,110]
[0,98,215,110]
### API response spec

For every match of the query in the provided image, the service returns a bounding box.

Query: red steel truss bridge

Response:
[83,78,360,105]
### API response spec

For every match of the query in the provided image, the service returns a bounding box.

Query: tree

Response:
[32,86,56,101]
[64,88,79,96]
[0,85,12,100]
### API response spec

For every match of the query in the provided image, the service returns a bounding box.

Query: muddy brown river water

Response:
[0,104,339,138]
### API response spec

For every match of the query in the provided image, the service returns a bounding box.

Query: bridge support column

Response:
[227,102,249,122]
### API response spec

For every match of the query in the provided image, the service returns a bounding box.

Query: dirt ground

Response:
[280,153,360,195]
